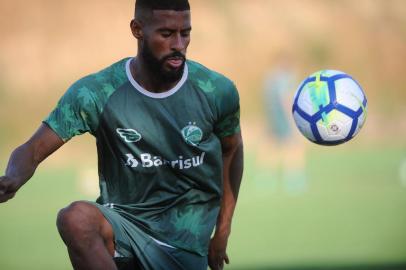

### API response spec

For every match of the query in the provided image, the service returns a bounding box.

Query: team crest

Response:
[181,123,203,146]
[116,128,142,143]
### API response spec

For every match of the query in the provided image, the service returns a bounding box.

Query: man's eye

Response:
[161,31,172,37]
[181,31,191,37]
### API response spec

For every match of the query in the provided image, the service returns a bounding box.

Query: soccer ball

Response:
[292,70,367,146]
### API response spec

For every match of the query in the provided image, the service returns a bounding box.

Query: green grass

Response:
[0,145,405,269]
[228,144,406,269]
[0,167,90,270]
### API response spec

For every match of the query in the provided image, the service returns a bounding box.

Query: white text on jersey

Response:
[125,152,206,170]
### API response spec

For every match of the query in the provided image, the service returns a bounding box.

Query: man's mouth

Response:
[166,57,184,69]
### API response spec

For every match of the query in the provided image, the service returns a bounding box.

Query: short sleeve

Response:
[214,81,241,138]
[44,79,100,142]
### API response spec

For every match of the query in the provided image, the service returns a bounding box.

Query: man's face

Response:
[137,10,191,83]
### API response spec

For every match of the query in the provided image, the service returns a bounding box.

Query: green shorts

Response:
[92,203,208,270]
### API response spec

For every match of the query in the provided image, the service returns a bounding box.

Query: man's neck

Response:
[130,57,181,93]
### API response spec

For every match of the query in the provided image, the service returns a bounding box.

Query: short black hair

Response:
[135,0,190,11]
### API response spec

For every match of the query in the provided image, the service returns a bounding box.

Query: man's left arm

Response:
[209,132,244,270]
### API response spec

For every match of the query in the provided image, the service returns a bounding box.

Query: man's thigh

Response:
[113,239,207,270]
[91,203,208,270]
[159,245,208,270]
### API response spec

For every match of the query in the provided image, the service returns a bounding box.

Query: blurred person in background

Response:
[400,156,406,188]
[258,51,307,195]
[0,0,243,269]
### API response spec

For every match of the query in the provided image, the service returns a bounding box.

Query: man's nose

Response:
[171,33,186,52]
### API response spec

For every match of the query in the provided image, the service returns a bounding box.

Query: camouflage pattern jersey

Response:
[44,58,240,256]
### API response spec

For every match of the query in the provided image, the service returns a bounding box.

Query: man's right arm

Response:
[0,124,65,203]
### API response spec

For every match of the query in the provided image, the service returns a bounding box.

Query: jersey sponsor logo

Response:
[125,152,206,170]
[181,122,203,146]
[117,128,142,143]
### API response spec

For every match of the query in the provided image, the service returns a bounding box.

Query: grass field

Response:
[0,144,405,270]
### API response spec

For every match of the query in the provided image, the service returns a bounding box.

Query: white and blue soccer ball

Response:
[292,70,367,146]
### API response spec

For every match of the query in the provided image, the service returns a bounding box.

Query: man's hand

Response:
[0,176,20,203]
[0,124,65,204]
[208,232,230,270]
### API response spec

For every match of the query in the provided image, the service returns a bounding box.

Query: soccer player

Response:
[0,0,243,269]
[260,52,307,195]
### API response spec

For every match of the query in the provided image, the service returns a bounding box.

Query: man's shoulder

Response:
[187,60,233,87]
[56,58,129,111]
[70,58,129,94]
[186,60,237,105]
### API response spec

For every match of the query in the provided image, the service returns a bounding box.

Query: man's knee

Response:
[56,201,99,240]
[57,201,115,258]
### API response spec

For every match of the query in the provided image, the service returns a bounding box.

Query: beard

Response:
[140,42,186,84]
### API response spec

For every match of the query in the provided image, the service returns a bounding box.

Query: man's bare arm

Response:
[0,124,65,203]
[209,132,244,270]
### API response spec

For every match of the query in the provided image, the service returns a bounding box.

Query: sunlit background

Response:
[1,0,405,269]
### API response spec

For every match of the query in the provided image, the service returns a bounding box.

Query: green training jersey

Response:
[44,58,240,256]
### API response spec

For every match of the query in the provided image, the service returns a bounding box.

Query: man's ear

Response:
[130,19,143,39]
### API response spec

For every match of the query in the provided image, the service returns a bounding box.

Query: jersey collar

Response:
[126,58,188,99]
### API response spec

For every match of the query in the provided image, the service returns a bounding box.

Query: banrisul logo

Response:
[125,152,206,170]
[181,122,203,146]
[117,128,142,143]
